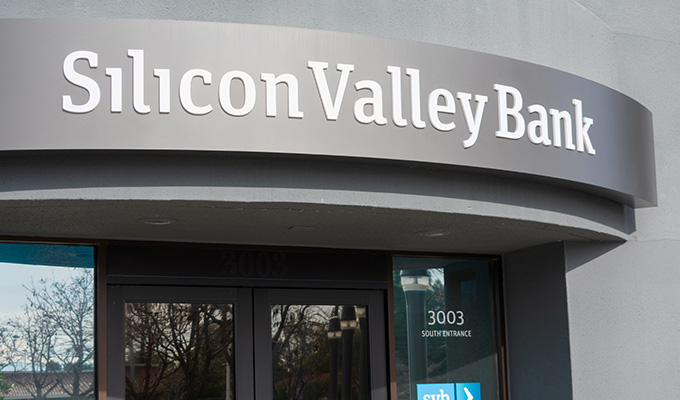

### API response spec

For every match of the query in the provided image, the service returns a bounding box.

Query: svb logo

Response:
[417,383,455,400]
[416,382,481,400]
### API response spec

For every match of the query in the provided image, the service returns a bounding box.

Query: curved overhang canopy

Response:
[0,19,656,207]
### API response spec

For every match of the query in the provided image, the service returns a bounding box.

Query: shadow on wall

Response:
[502,240,624,399]
[564,241,625,272]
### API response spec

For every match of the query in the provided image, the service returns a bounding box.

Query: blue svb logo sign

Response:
[417,383,455,400]
[417,382,481,400]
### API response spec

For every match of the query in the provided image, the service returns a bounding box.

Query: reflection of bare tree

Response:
[27,270,95,399]
[8,305,59,400]
[271,305,336,400]
[0,325,17,371]
[0,269,95,400]
[125,303,233,400]
[125,303,171,400]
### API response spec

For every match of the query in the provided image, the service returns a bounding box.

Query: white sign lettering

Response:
[62,49,597,154]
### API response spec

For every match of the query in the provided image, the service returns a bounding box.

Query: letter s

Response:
[423,395,430,400]
[62,51,101,113]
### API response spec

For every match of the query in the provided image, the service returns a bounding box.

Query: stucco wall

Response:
[562,3,680,399]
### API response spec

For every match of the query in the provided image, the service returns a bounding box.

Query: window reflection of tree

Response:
[27,270,95,400]
[9,303,59,400]
[271,305,362,400]
[125,303,233,400]
[0,269,95,400]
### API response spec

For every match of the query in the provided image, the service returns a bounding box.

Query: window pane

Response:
[0,243,95,400]
[271,304,371,400]
[393,257,500,400]
[125,303,235,400]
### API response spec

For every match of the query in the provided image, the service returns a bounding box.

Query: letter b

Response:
[494,83,525,139]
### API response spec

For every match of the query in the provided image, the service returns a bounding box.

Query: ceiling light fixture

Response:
[287,226,316,231]
[416,230,450,237]
[139,218,176,226]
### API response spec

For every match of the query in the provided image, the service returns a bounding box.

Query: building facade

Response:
[0,1,677,399]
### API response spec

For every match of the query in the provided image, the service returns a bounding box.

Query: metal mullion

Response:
[235,288,255,400]
[253,289,273,400]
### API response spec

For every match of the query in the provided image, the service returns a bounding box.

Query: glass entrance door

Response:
[107,287,254,400]
[107,287,386,400]
[254,289,386,400]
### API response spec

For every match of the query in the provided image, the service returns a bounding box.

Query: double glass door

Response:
[106,286,386,400]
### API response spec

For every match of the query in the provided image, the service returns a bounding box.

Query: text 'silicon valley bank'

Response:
[417,383,480,400]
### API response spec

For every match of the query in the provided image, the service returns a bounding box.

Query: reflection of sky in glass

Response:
[0,262,78,319]
[270,304,335,330]
[430,268,444,286]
